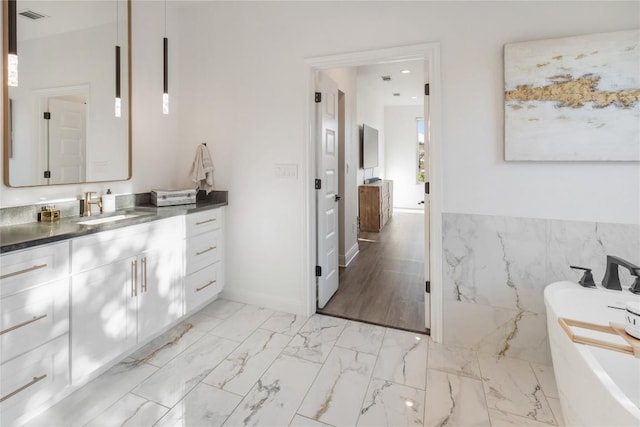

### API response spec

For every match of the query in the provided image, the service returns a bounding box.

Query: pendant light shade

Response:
[7,0,18,87]
[115,45,121,117]
[163,37,169,114]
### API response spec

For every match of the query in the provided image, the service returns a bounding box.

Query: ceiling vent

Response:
[392,93,401,97]
[381,75,391,82]
[18,9,48,20]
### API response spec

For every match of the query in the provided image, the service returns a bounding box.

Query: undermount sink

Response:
[77,213,148,226]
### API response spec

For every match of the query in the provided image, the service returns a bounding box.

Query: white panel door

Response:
[316,73,340,309]
[48,98,86,184]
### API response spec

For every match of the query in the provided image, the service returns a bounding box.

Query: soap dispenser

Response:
[102,189,116,213]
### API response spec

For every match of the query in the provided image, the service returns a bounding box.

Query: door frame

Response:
[303,43,444,343]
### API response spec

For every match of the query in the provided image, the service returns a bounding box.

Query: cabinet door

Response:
[71,258,136,384]
[137,244,183,343]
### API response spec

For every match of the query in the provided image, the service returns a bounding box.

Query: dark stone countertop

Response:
[1,199,227,254]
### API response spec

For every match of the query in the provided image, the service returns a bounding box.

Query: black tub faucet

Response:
[601,255,640,292]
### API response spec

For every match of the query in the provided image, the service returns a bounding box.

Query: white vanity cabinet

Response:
[184,208,225,314]
[0,241,71,427]
[70,217,183,384]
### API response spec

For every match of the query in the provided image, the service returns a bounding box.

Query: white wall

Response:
[175,1,638,315]
[356,73,385,184]
[384,105,425,209]
[0,1,181,206]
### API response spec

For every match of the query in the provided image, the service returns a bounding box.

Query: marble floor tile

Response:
[129,322,206,367]
[198,298,245,319]
[85,393,168,426]
[186,311,227,333]
[488,408,558,426]
[373,328,428,390]
[335,321,386,355]
[298,347,376,426]
[223,354,322,427]
[547,398,565,427]
[478,354,555,424]
[261,311,308,336]
[289,414,332,427]
[530,362,559,399]
[209,304,275,342]
[133,334,239,408]
[203,328,292,396]
[358,379,425,427]
[154,383,242,427]
[24,359,158,427]
[283,315,347,363]
[423,369,490,427]
[428,341,481,379]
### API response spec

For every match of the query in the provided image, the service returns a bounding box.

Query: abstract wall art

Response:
[504,30,640,161]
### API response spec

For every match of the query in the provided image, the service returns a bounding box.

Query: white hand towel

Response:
[190,144,215,194]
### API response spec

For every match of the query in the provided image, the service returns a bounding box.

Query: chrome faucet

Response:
[601,255,640,293]
[83,192,102,216]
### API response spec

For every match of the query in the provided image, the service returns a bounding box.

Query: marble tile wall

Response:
[442,212,640,364]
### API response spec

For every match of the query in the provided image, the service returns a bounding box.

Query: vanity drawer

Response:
[186,209,223,238]
[1,241,69,297]
[1,279,69,362]
[0,334,70,426]
[72,217,183,273]
[184,262,223,314]
[185,229,223,275]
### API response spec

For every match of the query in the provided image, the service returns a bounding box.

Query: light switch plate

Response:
[274,164,298,179]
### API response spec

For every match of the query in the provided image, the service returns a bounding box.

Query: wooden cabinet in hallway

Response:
[358,180,393,232]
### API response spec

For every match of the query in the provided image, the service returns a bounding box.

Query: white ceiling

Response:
[357,59,425,107]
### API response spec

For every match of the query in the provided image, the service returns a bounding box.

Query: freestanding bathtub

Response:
[545,281,640,427]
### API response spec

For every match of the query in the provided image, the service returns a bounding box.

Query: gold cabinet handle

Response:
[195,218,216,225]
[0,314,48,336]
[195,246,217,256]
[131,260,137,297]
[196,280,216,292]
[0,263,47,280]
[0,374,47,403]
[142,257,148,293]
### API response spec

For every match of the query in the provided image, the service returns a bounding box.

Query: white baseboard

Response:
[339,242,359,267]
[221,287,303,315]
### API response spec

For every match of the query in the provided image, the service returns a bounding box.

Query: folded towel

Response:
[189,144,215,194]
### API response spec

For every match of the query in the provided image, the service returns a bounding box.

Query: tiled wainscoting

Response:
[23,299,564,426]
[442,212,640,363]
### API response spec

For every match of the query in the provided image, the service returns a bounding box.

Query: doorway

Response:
[305,43,444,341]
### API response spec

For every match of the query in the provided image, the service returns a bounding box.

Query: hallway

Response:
[318,210,426,333]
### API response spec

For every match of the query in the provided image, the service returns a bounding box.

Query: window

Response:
[417,118,425,183]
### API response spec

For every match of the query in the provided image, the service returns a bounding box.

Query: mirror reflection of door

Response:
[47,96,87,184]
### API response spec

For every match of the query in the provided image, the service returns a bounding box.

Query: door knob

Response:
[418,200,424,205]
[335,195,342,202]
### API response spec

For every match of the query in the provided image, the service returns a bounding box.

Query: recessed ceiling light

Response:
[411,96,418,100]
[400,69,411,74]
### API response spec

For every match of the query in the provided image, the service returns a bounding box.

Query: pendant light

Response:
[7,0,18,87]
[162,0,169,115]
[114,0,121,117]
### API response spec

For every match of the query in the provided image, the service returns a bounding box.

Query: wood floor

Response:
[317,210,427,333]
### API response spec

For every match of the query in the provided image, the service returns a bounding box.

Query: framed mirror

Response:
[3,0,131,187]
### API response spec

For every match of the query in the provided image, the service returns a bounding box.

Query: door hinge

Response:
[315,92,322,103]
[43,112,51,120]
[425,182,430,195]
[315,265,322,277]
[315,179,321,190]
[425,281,431,293]
[43,170,51,179]
[424,84,430,96]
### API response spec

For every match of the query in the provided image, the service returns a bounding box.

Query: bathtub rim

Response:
[544,280,640,419]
